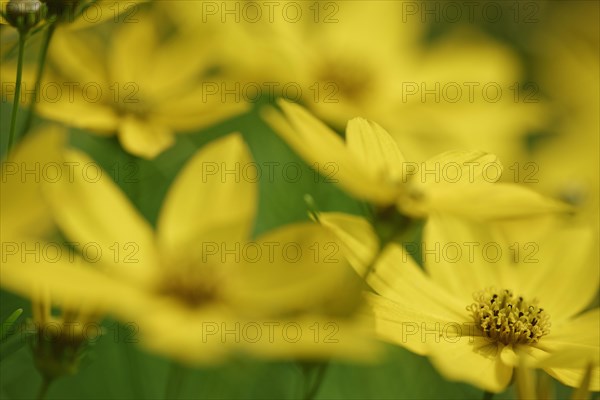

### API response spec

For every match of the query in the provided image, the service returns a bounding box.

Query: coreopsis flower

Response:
[17,13,248,159]
[0,126,102,381]
[263,100,566,221]
[1,133,376,364]
[365,215,599,392]
[223,0,543,163]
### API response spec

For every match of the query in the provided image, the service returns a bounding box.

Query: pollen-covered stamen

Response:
[467,288,550,345]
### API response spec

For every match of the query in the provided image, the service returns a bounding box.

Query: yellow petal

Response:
[155,87,250,132]
[227,223,357,317]
[64,1,148,31]
[50,29,107,84]
[422,213,513,304]
[36,96,119,133]
[108,15,155,86]
[420,150,503,185]
[544,367,600,392]
[318,212,379,276]
[234,314,379,362]
[366,293,470,356]
[368,244,467,321]
[1,126,66,239]
[118,115,175,159]
[156,133,257,263]
[534,309,600,368]
[0,250,146,318]
[429,337,513,393]
[520,229,598,322]
[424,183,569,220]
[42,149,159,286]
[345,117,406,182]
[261,100,397,204]
[132,303,239,365]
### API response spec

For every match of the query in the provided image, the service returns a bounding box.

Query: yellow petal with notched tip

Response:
[345,117,407,183]
[419,150,503,186]
[421,182,569,220]
[118,115,175,159]
[428,337,513,393]
[262,100,397,204]
[318,212,379,276]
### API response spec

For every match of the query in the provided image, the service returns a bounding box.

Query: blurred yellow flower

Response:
[365,215,599,392]
[264,100,565,221]
[526,1,599,224]
[0,126,102,380]
[32,14,248,158]
[225,0,543,163]
[1,133,375,364]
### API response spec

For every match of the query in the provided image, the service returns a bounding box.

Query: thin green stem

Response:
[482,390,494,400]
[164,362,186,400]
[21,22,56,137]
[303,362,329,400]
[36,377,52,400]
[7,32,27,153]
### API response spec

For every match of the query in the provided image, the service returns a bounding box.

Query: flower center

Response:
[468,288,550,345]
[157,266,222,309]
[317,59,374,102]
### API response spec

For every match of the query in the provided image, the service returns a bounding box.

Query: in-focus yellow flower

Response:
[364,215,599,392]
[1,133,375,364]
[32,14,248,158]
[263,100,566,221]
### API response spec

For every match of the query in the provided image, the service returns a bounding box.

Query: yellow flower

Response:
[30,13,248,159]
[365,215,599,392]
[0,126,102,379]
[525,2,599,224]
[225,1,543,163]
[263,100,566,221]
[1,132,376,364]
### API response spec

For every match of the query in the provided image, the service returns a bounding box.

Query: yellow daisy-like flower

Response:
[1,132,375,364]
[32,13,248,159]
[364,215,599,392]
[1,126,103,379]
[225,0,543,163]
[263,100,565,221]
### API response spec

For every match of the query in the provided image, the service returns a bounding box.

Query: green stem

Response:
[164,362,186,400]
[482,391,494,400]
[303,362,329,400]
[36,377,52,400]
[21,22,56,137]
[7,32,27,153]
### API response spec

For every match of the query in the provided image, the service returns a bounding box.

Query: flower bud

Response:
[5,0,44,32]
